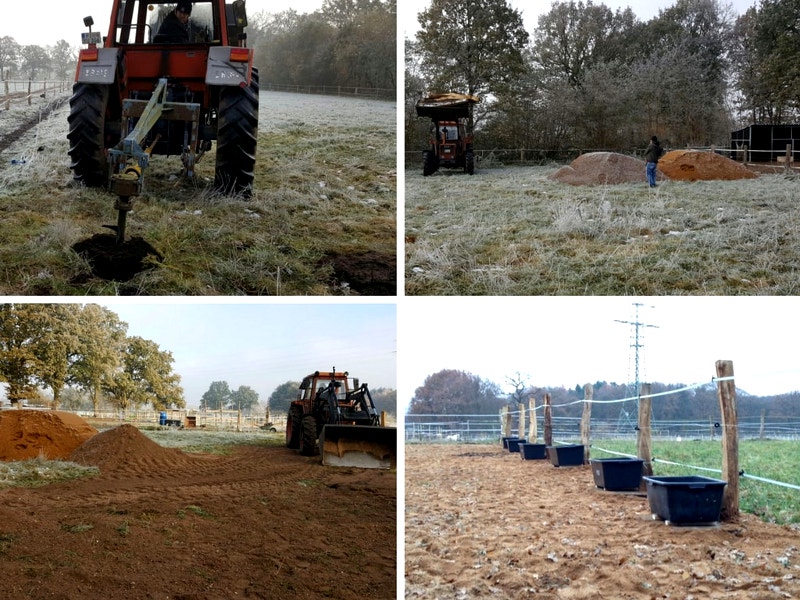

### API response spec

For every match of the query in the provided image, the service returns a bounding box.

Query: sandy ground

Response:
[0,424,396,599]
[405,443,800,599]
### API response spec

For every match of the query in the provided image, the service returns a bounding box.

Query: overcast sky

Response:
[398,297,800,411]
[401,0,758,38]
[101,300,396,409]
[1,0,327,47]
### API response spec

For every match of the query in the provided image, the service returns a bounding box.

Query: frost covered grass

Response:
[0,91,396,295]
[405,165,800,295]
[0,455,99,488]
[142,428,284,454]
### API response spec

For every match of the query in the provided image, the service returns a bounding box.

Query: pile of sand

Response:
[548,152,660,186]
[69,423,191,472]
[0,410,97,461]
[658,149,756,181]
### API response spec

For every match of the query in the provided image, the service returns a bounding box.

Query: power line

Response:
[614,302,658,427]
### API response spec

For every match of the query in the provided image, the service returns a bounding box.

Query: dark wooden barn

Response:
[730,124,800,162]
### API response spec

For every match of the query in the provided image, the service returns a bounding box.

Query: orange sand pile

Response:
[658,149,756,181]
[69,423,192,472]
[0,410,97,461]
[548,152,662,185]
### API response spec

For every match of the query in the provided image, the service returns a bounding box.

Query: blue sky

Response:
[102,300,396,408]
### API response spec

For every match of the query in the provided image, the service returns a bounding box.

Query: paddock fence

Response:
[262,82,394,101]
[1,80,72,110]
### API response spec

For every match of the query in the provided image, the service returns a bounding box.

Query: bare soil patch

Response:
[406,443,800,599]
[0,414,396,599]
[659,150,757,181]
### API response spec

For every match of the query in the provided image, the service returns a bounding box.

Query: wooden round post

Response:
[580,383,592,463]
[500,406,511,439]
[528,396,537,442]
[518,402,526,441]
[543,393,552,447]
[637,383,653,488]
[716,360,739,521]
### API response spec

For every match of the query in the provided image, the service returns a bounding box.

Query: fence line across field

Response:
[1,80,71,110]
[261,82,394,100]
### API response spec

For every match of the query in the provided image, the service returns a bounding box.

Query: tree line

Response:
[0,36,75,81]
[0,304,183,416]
[247,0,396,91]
[408,369,800,422]
[406,0,800,156]
[1,0,396,92]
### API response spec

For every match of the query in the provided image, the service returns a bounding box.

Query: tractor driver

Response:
[155,1,192,43]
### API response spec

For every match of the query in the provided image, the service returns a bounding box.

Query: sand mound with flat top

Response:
[0,410,97,461]
[548,152,661,186]
[658,150,756,181]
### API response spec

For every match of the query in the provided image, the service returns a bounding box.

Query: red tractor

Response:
[416,93,480,176]
[286,369,396,469]
[68,0,259,242]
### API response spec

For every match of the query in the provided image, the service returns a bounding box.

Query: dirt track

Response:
[0,426,396,599]
[406,443,800,599]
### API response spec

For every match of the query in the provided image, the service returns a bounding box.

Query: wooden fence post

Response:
[528,396,537,442]
[716,360,739,521]
[500,406,510,439]
[518,402,526,441]
[760,409,766,440]
[27,79,31,106]
[543,393,552,447]
[580,383,592,463]
[786,144,793,172]
[637,383,653,489]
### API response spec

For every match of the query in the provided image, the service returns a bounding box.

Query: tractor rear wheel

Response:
[286,407,301,449]
[299,415,319,456]
[67,83,110,187]
[215,68,259,197]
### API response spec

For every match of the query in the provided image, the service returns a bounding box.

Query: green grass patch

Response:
[591,439,800,524]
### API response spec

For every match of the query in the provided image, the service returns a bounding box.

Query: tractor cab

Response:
[416,93,480,176]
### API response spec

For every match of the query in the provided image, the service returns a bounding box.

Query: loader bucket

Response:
[320,425,397,469]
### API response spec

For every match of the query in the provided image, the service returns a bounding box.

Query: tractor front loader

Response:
[286,369,396,469]
[68,0,259,244]
[415,93,480,176]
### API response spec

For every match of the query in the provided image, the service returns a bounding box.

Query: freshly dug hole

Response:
[71,234,164,281]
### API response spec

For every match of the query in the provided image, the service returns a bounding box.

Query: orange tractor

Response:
[68,0,258,243]
[286,369,396,469]
[416,93,480,176]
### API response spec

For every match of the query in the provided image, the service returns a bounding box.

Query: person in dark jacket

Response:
[644,135,664,187]
[155,1,192,43]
